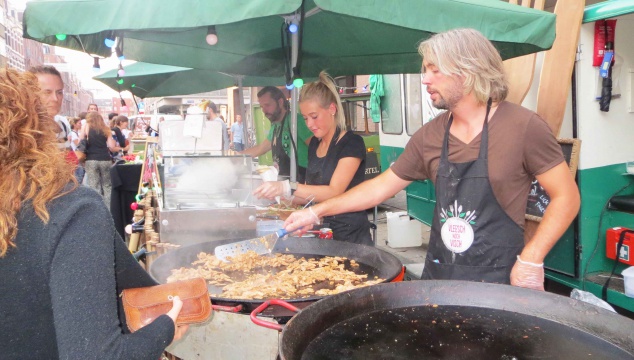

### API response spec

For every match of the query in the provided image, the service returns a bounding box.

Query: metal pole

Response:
[289,15,300,183]
[236,76,248,149]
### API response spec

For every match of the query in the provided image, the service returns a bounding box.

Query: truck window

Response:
[381,75,403,135]
[404,73,424,136]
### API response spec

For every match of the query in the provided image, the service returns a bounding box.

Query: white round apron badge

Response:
[441,217,474,253]
[439,202,476,253]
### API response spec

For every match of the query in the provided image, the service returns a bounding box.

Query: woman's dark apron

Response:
[306,128,373,246]
[422,100,524,283]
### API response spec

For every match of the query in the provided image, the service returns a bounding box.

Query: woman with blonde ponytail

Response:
[0,69,186,359]
[254,71,372,245]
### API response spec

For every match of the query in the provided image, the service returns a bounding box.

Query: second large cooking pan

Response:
[276,281,634,359]
[149,237,403,314]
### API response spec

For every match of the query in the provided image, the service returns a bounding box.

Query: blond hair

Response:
[419,28,508,104]
[299,71,346,130]
[0,69,75,257]
[86,111,111,137]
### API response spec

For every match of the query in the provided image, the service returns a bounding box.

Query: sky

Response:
[12,0,131,99]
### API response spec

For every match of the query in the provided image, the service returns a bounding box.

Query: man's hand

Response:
[284,207,320,235]
[510,256,545,291]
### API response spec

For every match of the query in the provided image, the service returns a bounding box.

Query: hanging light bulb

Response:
[104,37,116,48]
[293,78,304,88]
[92,57,100,72]
[285,83,295,90]
[55,34,67,41]
[117,64,125,77]
[131,84,136,88]
[117,78,124,85]
[288,23,299,34]
[206,26,218,45]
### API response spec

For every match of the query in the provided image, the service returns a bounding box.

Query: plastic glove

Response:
[253,180,291,200]
[510,255,545,291]
[166,296,189,342]
[284,207,321,236]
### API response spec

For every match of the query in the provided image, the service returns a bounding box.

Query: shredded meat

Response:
[166,251,383,300]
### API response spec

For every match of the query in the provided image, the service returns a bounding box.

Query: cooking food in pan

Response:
[166,251,383,300]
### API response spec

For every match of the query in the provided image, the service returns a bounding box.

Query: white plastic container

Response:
[386,211,423,248]
[622,266,634,298]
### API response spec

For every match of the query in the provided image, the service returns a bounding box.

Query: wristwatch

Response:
[289,181,298,195]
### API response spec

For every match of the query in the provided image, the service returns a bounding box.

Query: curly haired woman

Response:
[0,69,187,360]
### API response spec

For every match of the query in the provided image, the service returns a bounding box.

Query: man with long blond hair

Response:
[0,68,186,359]
[285,28,580,291]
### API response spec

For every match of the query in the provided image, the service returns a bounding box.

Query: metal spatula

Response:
[214,229,289,261]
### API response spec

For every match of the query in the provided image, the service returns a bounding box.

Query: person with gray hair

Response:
[284,28,580,290]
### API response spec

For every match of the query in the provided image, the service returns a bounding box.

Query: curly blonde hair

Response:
[0,69,76,257]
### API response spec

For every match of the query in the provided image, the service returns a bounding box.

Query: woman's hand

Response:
[166,296,189,342]
[253,180,291,200]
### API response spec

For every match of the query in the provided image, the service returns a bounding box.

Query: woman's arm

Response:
[107,134,118,152]
[294,157,361,202]
[50,191,174,359]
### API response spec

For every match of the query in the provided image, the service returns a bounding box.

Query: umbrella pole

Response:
[290,88,298,183]
[236,77,248,148]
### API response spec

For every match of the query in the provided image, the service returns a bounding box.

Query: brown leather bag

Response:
[121,277,212,332]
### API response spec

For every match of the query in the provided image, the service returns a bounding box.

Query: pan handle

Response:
[211,304,243,313]
[250,299,300,331]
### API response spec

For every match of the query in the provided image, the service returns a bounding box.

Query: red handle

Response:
[250,299,300,331]
[212,304,243,313]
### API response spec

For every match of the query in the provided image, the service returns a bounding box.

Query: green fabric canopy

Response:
[24,0,556,79]
[583,0,634,23]
[93,62,285,98]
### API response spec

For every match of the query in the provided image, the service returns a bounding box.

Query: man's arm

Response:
[519,161,580,263]
[241,139,271,157]
[284,169,411,232]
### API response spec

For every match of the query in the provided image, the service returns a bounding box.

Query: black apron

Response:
[306,128,372,246]
[422,100,524,284]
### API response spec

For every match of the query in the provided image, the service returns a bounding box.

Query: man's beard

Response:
[430,81,463,110]
[265,106,284,123]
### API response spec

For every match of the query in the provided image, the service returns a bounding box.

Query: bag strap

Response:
[59,119,68,137]
[602,229,634,300]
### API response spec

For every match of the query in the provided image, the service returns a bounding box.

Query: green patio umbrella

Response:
[93,62,285,98]
[24,0,556,81]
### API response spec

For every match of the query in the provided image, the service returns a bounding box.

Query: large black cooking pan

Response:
[269,280,634,359]
[149,237,403,315]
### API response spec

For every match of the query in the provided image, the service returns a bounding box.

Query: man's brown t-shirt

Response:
[391,101,564,228]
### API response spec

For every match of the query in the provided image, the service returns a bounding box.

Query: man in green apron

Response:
[242,86,312,182]
[284,28,580,290]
